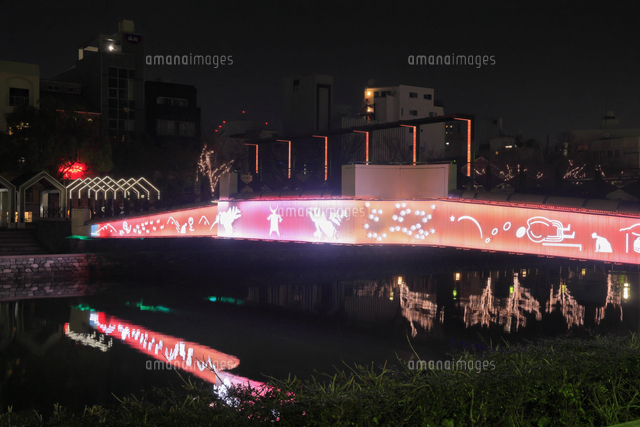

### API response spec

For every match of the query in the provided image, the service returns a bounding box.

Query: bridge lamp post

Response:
[312,135,329,181]
[399,125,418,164]
[353,130,370,163]
[276,140,292,179]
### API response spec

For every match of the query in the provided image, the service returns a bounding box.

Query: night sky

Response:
[2,1,639,144]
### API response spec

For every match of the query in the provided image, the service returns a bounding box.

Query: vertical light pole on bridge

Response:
[353,130,370,163]
[276,140,293,179]
[312,135,329,181]
[399,124,419,164]
[454,116,475,190]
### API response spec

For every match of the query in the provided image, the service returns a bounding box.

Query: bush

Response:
[2,334,640,426]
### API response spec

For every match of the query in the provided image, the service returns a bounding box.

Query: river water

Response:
[1,250,638,415]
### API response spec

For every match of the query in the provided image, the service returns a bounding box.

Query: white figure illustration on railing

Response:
[592,232,612,253]
[212,206,242,234]
[267,205,283,236]
[309,208,343,240]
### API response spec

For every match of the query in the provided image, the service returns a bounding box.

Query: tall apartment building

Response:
[362,84,445,161]
[52,20,145,143]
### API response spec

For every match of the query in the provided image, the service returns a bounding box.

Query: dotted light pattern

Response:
[364,201,436,242]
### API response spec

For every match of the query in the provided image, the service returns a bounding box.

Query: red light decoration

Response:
[353,130,370,163]
[454,118,472,177]
[91,199,640,265]
[60,162,87,180]
[400,125,417,164]
[91,205,219,238]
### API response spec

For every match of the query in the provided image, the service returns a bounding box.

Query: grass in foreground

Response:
[1,334,640,426]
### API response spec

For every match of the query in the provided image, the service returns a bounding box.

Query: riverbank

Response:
[1,334,639,426]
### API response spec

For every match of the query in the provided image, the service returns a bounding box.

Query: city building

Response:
[571,112,640,174]
[39,79,100,118]
[52,20,145,144]
[0,60,40,133]
[361,84,445,161]
[145,79,201,149]
[283,74,333,135]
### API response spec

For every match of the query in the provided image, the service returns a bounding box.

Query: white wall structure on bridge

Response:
[341,164,456,199]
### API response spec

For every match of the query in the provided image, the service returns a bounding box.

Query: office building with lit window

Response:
[52,20,144,143]
[362,84,445,161]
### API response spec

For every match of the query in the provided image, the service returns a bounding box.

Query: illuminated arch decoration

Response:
[67,176,160,201]
[15,170,67,225]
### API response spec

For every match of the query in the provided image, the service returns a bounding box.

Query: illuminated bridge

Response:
[87,183,640,266]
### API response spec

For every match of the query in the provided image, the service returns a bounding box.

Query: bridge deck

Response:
[89,197,640,265]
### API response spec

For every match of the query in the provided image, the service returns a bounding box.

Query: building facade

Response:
[283,74,333,136]
[0,60,40,133]
[362,84,445,161]
[145,80,201,149]
[52,20,145,144]
[572,112,640,174]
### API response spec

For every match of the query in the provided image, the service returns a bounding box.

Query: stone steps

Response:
[0,230,49,256]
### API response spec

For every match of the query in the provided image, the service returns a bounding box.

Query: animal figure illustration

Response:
[592,233,613,253]
[267,205,283,236]
[212,206,242,234]
[309,208,343,240]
